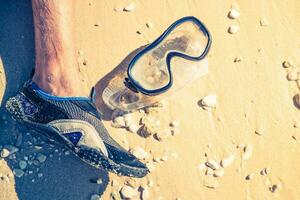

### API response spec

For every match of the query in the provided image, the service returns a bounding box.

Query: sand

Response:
[1,0,300,199]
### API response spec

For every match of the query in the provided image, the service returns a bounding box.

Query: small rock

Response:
[90,194,101,200]
[147,180,154,187]
[205,159,220,170]
[13,169,24,178]
[242,145,253,160]
[37,173,43,178]
[260,18,269,27]
[0,148,10,158]
[96,178,103,185]
[120,185,138,199]
[282,60,292,68]
[245,173,254,180]
[139,122,158,138]
[269,184,278,193]
[293,121,300,128]
[260,167,270,176]
[111,116,126,128]
[228,25,239,34]
[36,153,47,163]
[201,94,217,108]
[213,169,224,177]
[146,22,154,29]
[141,187,150,200]
[123,2,136,12]
[170,128,180,136]
[228,9,240,19]
[220,155,235,167]
[131,146,148,160]
[170,120,180,128]
[287,70,299,81]
[19,160,27,170]
[160,156,167,162]
[4,145,19,155]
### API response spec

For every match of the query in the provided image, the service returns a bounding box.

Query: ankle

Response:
[32,68,89,97]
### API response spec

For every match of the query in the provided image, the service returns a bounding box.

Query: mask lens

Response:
[129,20,209,92]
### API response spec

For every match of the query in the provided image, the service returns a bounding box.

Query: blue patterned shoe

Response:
[5,80,149,178]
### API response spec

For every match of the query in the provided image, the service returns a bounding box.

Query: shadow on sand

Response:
[0,1,109,199]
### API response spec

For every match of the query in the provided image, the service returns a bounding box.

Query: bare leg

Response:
[31,0,88,97]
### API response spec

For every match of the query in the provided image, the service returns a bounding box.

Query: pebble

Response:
[205,159,220,170]
[146,22,154,29]
[220,155,235,167]
[96,178,103,185]
[131,146,148,160]
[4,145,19,155]
[120,186,138,199]
[201,94,217,108]
[37,173,43,178]
[282,60,292,68]
[245,173,254,180]
[19,160,27,170]
[234,57,242,62]
[228,9,240,19]
[260,18,269,27]
[111,116,126,128]
[123,2,136,12]
[170,120,180,128]
[13,169,24,178]
[228,25,239,34]
[213,169,225,177]
[0,148,10,158]
[90,194,101,200]
[255,126,265,136]
[293,121,300,128]
[140,123,158,138]
[242,145,253,160]
[260,167,270,176]
[269,184,278,193]
[287,70,299,81]
[141,187,150,200]
[36,153,47,163]
[171,128,180,136]
[294,94,300,108]
[147,180,154,187]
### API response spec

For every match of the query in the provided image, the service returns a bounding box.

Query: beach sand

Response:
[1,0,300,199]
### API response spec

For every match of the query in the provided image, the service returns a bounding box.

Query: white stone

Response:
[131,146,148,160]
[242,145,253,160]
[228,9,240,19]
[201,94,217,108]
[120,186,138,199]
[205,159,220,170]
[13,169,24,178]
[0,148,10,158]
[260,18,269,27]
[220,155,235,167]
[213,169,225,177]
[141,187,150,200]
[111,116,126,128]
[123,2,136,12]
[90,194,101,200]
[228,25,239,34]
[282,60,292,68]
[36,153,47,163]
[19,160,27,170]
[170,120,180,128]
